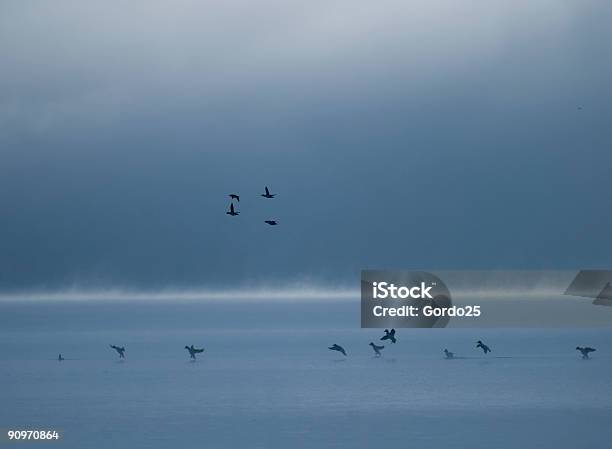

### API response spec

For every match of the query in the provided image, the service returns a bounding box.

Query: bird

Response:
[58,354,64,361]
[261,186,275,198]
[476,340,491,354]
[264,220,278,226]
[185,345,205,360]
[110,345,126,358]
[443,349,454,359]
[226,203,239,216]
[576,346,596,359]
[380,328,396,344]
[369,342,384,357]
[328,344,347,356]
[229,194,240,202]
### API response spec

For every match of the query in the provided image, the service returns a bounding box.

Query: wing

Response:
[586,347,596,353]
[265,186,270,195]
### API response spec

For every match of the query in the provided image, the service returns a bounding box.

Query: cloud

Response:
[0,1,611,291]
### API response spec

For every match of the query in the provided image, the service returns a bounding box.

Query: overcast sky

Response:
[1,0,611,292]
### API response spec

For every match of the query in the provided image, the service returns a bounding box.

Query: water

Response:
[1,301,611,448]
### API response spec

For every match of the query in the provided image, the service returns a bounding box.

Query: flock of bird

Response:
[54,334,597,362]
[223,188,600,361]
[329,329,398,358]
[327,329,598,360]
[226,186,278,226]
[57,187,280,363]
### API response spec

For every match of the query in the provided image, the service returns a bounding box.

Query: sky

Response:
[0,0,611,293]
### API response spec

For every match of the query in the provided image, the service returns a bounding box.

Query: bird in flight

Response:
[443,349,454,359]
[328,344,347,356]
[229,194,240,202]
[264,220,278,226]
[110,345,126,358]
[369,342,384,357]
[261,186,276,198]
[380,328,396,344]
[576,346,596,359]
[185,345,205,360]
[476,340,491,354]
[226,203,239,216]
[58,354,64,361]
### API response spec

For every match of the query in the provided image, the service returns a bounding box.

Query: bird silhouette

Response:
[261,186,276,198]
[58,354,64,361]
[576,346,596,359]
[443,349,454,359]
[229,194,240,202]
[380,329,396,344]
[185,345,205,359]
[264,220,278,226]
[476,340,491,354]
[369,342,384,357]
[110,345,125,358]
[226,203,239,216]
[328,344,347,356]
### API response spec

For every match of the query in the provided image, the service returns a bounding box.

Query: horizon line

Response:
[0,286,572,303]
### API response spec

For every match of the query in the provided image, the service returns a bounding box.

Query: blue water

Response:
[1,301,611,448]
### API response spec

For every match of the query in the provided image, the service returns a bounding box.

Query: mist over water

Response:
[0,269,589,301]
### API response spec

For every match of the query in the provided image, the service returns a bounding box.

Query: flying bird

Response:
[58,354,64,361]
[264,220,278,226]
[185,345,205,360]
[261,186,276,199]
[226,203,239,216]
[476,340,491,354]
[110,345,126,359]
[328,344,347,356]
[576,346,596,359]
[380,328,396,344]
[369,342,385,357]
[443,349,454,359]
